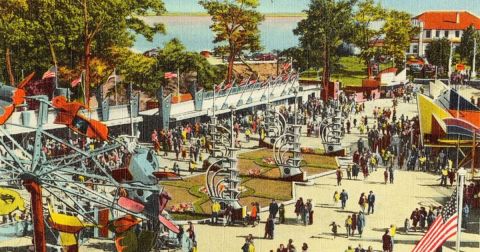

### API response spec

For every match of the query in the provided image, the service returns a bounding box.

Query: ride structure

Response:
[0,81,178,251]
[205,105,242,210]
[320,100,345,155]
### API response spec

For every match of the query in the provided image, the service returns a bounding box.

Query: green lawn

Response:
[300,56,392,87]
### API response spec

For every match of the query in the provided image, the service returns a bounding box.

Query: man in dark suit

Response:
[367,191,375,215]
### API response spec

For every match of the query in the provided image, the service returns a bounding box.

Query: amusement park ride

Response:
[320,100,346,154]
[0,75,179,252]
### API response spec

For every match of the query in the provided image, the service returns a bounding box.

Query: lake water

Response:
[134,16,302,53]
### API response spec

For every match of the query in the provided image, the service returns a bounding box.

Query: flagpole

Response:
[213,84,216,117]
[177,68,180,97]
[55,65,58,90]
[114,68,118,106]
[456,167,466,252]
[448,42,453,86]
[472,38,477,79]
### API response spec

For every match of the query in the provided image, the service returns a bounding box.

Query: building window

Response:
[455,30,460,37]
[426,30,431,38]
[436,30,440,37]
[444,30,449,37]
[413,45,418,54]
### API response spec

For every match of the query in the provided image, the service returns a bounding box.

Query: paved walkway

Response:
[193,169,479,252]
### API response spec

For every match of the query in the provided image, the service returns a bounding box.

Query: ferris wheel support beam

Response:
[23,179,47,252]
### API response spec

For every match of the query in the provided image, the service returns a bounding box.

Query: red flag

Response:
[42,66,56,79]
[71,76,81,88]
[164,72,178,79]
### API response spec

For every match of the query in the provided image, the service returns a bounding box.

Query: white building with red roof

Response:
[410,11,480,56]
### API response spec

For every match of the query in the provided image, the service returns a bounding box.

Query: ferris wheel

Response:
[0,83,177,251]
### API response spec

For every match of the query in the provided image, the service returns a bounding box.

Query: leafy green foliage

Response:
[457,25,480,66]
[156,39,225,91]
[425,38,451,69]
[352,0,385,72]
[382,10,419,66]
[199,0,264,83]
[0,0,166,91]
[293,0,357,84]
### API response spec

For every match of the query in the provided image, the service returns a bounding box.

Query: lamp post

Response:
[456,167,467,252]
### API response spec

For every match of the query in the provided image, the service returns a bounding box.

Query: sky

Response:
[163,0,480,15]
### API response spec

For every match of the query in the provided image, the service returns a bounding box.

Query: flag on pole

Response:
[42,66,57,79]
[282,62,291,72]
[412,188,459,252]
[164,72,178,79]
[71,73,82,88]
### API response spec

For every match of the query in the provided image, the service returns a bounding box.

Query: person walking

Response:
[345,215,352,238]
[357,211,366,238]
[358,193,367,213]
[294,198,304,223]
[340,189,349,209]
[410,208,419,232]
[264,215,275,239]
[330,222,341,239]
[382,229,393,252]
[333,191,341,206]
[242,238,250,252]
[279,204,285,224]
[440,166,448,187]
[211,201,221,224]
[367,191,375,215]
[389,224,396,251]
[269,199,279,220]
[250,202,258,227]
[384,169,389,184]
[389,167,394,184]
[306,199,313,225]
[347,164,352,180]
[351,213,357,236]
[336,167,343,186]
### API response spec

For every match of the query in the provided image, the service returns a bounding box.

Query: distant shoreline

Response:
[159,12,306,17]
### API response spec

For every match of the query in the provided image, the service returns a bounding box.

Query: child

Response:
[384,169,389,184]
[333,191,340,206]
[330,221,341,238]
[404,218,411,234]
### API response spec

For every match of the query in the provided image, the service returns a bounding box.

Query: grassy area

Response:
[300,56,392,87]
[162,149,337,220]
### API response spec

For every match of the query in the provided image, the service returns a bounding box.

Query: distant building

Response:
[410,11,480,56]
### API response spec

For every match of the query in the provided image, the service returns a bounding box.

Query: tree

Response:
[199,0,264,84]
[156,39,225,91]
[457,25,479,66]
[382,10,419,67]
[78,0,166,105]
[352,0,385,76]
[294,0,357,97]
[0,0,166,103]
[0,0,29,85]
[425,38,451,69]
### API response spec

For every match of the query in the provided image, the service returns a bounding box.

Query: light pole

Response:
[293,88,298,125]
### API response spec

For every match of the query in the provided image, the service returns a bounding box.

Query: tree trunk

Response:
[5,48,15,85]
[322,42,330,101]
[83,0,90,107]
[227,53,235,84]
[84,39,91,106]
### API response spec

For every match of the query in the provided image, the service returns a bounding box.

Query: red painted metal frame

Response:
[24,180,47,252]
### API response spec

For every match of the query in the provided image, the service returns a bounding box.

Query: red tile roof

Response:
[414,11,480,30]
